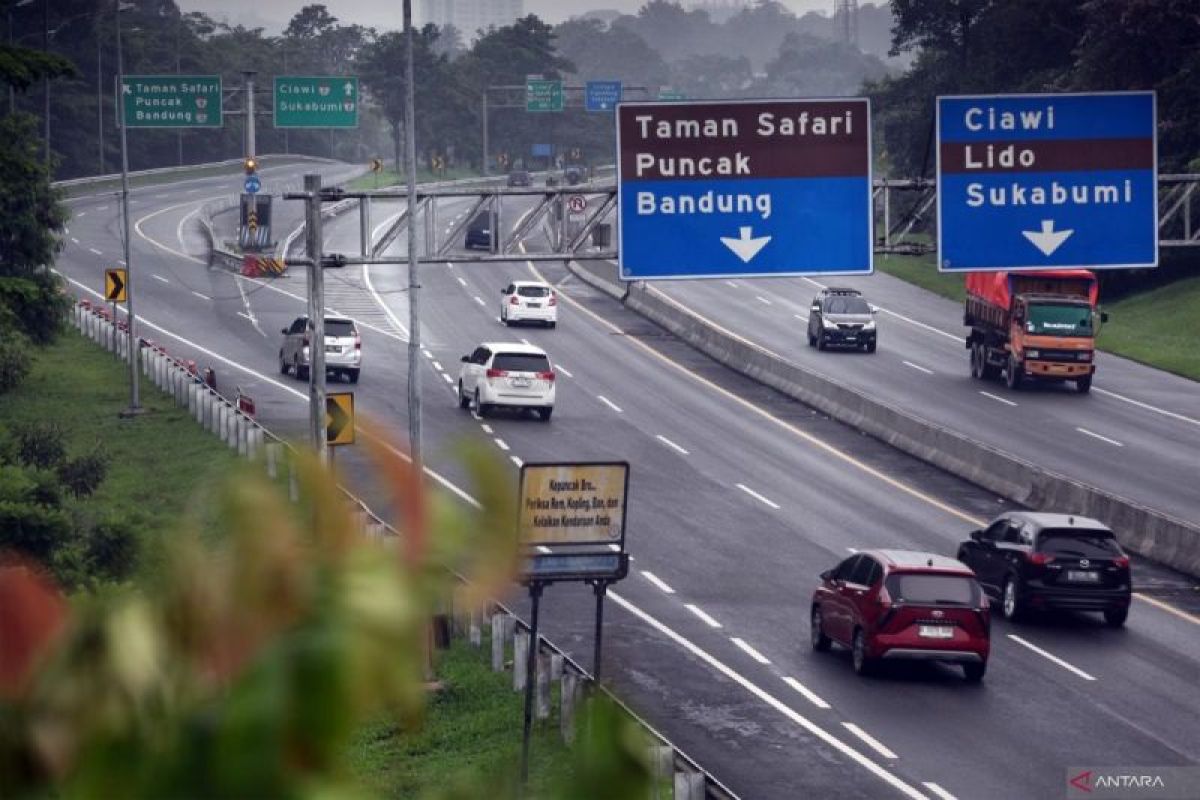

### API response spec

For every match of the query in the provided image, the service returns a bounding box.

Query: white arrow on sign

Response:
[344,82,354,96]
[1022,219,1074,257]
[720,226,771,263]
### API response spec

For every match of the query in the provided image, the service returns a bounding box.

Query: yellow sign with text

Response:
[518,462,629,547]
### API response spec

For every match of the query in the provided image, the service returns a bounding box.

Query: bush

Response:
[0,331,32,394]
[0,274,68,345]
[57,446,110,497]
[15,422,66,470]
[83,515,139,583]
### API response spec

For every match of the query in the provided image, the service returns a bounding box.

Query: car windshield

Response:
[324,321,355,337]
[1038,530,1122,558]
[885,573,980,606]
[826,296,870,315]
[1026,303,1092,336]
[470,214,489,230]
[493,353,550,373]
[516,286,549,298]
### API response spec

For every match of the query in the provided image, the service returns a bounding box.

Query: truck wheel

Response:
[970,343,984,379]
[1005,355,1023,390]
[1076,375,1092,394]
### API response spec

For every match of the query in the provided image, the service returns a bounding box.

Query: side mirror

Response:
[969,529,983,542]
[501,288,507,294]
[460,355,470,363]
[1100,311,1109,324]
[281,328,289,335]
[870,305,880,315]
[811,303,821,311]
[819,569,833,582]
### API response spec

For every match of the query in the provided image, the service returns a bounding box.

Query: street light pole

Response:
[404,0,422,468]
[97,32,104,175]
[42,0,49,168]
[115,0,140,415]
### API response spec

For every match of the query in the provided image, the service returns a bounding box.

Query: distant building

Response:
[420,0,525,41]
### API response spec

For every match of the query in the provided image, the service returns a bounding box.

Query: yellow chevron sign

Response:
[104,268,127,302]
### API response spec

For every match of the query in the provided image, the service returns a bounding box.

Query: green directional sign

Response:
[121,75,222,128]
[657,87,687,101]
[526,79,563,112]
[274,76,359,128]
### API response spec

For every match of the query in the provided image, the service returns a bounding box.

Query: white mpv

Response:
[500,281,557,327]
[458,342,555,421]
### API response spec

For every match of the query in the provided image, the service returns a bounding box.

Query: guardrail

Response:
[52,154,337,193]
[65,295,738,799]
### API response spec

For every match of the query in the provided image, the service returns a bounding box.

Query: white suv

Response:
[458,342,555,421]
[500,281,557,327]
[279,316,361,383]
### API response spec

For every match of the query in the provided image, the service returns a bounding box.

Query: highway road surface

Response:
[55,165,1200,799]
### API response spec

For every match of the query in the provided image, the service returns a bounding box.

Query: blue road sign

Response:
[937,91,1157,272]
[244,174,261,194]
[586,80,622,112]
[531,143,552,158]
[617,98,873,280]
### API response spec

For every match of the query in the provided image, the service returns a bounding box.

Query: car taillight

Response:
[537,371,555,382]
[302,335,310,347]
[510,296,520,305]
[1027,551,1052,565]
[486,368,507,379]
[548,294,557,306]
[1112,555,1130,569]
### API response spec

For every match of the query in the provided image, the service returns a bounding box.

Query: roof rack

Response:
[821,287,863,296]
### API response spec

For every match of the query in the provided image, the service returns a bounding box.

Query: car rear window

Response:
[493,353,550,373]
[517,286,549,298]
[885,573,980,606]
[1038,530,1122,557]
[469,213,490,230]
[826,297,871,314]
[325,320,356,337]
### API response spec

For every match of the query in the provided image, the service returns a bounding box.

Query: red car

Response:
[811,550,991,682]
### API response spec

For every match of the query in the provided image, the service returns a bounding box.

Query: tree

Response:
[889,0,991,67]
[554,18,669,88]
[0,113,67,280]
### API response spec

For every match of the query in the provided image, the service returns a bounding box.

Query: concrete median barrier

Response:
[612,275,1200,577]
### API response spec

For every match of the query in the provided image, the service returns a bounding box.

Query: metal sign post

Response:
[302,174,328,461]
[936,91,1158,272]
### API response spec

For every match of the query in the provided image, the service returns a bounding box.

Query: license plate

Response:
[511,377,531,387]
[527,303,541,308]
[1066,570,1100,583]
[918,625,954,639]
[325,346,339,353]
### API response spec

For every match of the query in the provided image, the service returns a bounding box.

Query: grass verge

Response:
[57,156,327,199]
[1097,276,1200,380]
[875,251,965,302]
[0,332,239,549]
[348,166,481,190]
[347,639,576,797]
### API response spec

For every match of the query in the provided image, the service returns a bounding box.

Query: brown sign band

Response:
[940,138,1153,174]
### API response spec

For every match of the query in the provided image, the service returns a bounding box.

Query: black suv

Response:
[807,287,877,352]
[956,512,1132,627]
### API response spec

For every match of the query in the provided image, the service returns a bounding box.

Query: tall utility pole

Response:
[42,0,49,168]
[115,0,140,415]
[97,31,104,175]
[303,174,328,461]
[404,0,422,467]
[243,71,257,165]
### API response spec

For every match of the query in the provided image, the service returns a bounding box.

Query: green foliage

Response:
[0,275,70,344]
[57,446,111,498]
[0,41,76,93]
[0,114,67,278]
[14,422,67,471]
[0,464,71,563]
[0,331,32,395]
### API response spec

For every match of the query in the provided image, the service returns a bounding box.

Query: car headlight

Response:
[863,320,876,331]
[1026,349,1040,359]
[1077,351,1092,362]
[823,318,838,329]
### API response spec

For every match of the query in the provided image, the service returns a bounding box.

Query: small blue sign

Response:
[244,174,261,194]
[531,143,552,158]
[937,91,1157,272]
[617,98,873,280]
[586,80,622,112]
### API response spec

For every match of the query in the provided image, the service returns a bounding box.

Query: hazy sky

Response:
[179,1,833,33]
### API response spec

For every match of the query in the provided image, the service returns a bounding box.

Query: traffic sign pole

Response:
[244,71,256,170]
[116,10,140,416]
[303,174,327,462]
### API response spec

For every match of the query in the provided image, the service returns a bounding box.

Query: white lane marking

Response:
[230,272,408,343]
[802,277,827,290]
[1076,427,1124,447]
[684,604,722,629]
[71,237,80,245]
[922,783,958,800]
[237,312,252,321]
[422,349,433,358]
[556,365,573,377]
[782,676,831,710]
[731,637,771,664]
[1007,634,1096,681]
[846,547,859,553]
[725,280,739,288]
[979,391,1018,407]
[64,227,69,235]
[457,277,467,287]
[640,571,675,594]
[473,296,485,306]
[610,592,926,799]
[363,262,411,338]
[77,212,86,217]
[481,424,493,434]
[233,275,266,338]
[88,247,103,255]
[494,438,510,451]
[96,205,108,211]
[59,271,478,510]
[756,295,772,305]
[536,545,551,554]
[432,360,443,371]
[177,206,200,252]
[655,434,689,456]
[1093,387,1200,428]
[152,274,169,283]
[903,360,934,375]
[597,395,623,413]
[794,313,809,322]
[843,723,899,760]
[511,455,524,467]
[879,307,962,342]
[441,373,452,384]
[191,291,211,301]
[736,483,780,510]
[133,197,211,265]
[370,211,404,242]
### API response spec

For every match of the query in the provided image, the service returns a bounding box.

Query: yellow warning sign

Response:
[247,210,259,232]
[104,268,127,302]
[325,392,354,446]
[517,462,629,547]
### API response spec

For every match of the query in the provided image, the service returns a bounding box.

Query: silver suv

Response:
[279,316,361,383]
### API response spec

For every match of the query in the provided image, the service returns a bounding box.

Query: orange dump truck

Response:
[964,270,1105,394]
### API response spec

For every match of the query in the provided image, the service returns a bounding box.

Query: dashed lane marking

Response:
[731,637,770,664]
[640,571,675,594]
[843,723,899,761]
[685,604,722,629]
[782,677,831,710]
